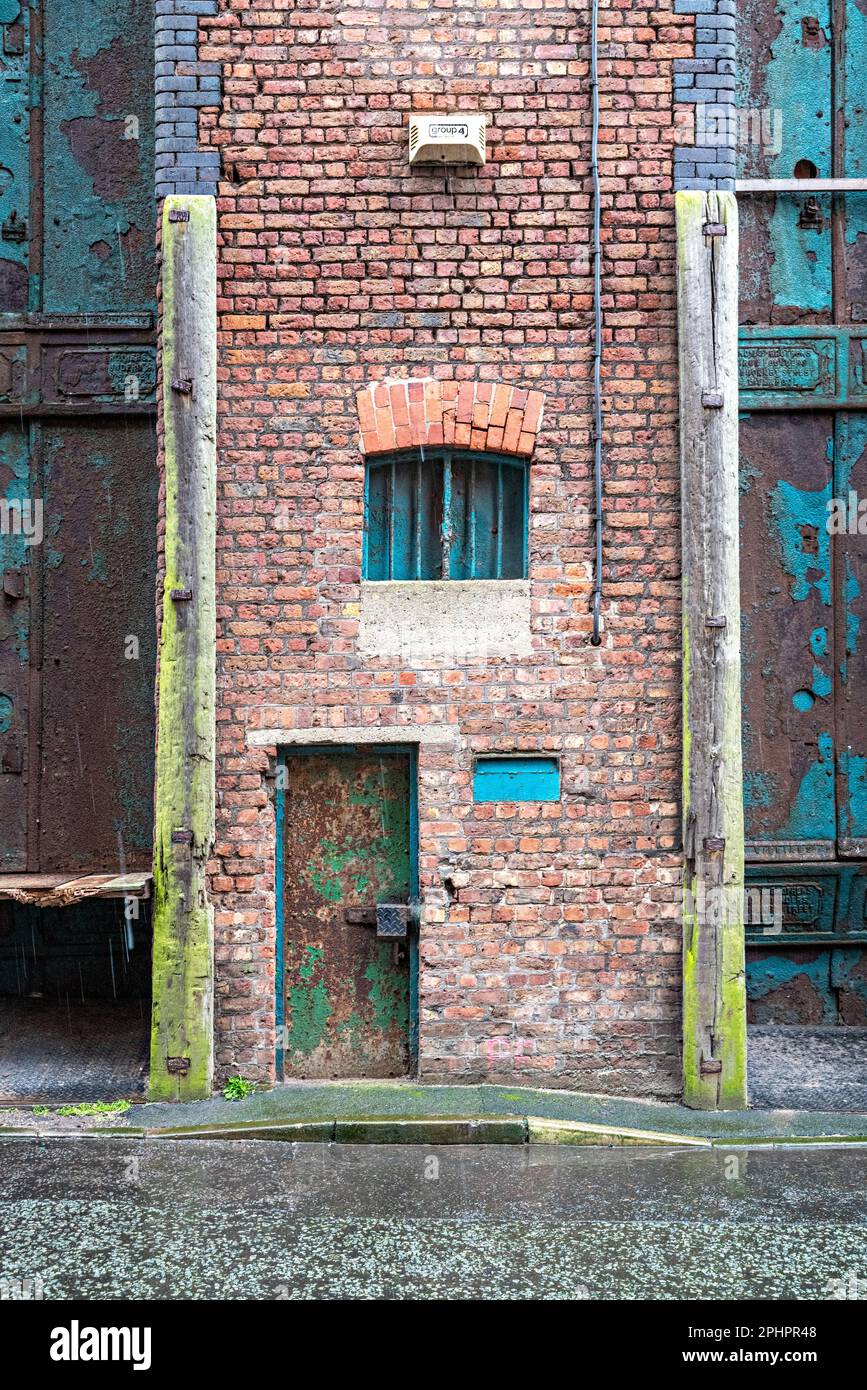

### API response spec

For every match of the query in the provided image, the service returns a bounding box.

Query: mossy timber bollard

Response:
[676,191,748,1110]
[150,197,217,1101]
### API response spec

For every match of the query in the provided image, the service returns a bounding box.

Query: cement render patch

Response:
[357,579,533,661]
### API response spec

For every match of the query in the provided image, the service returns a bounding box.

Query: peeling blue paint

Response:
[780,731,836,841]
[806,625,832,699]
[811,664,832,699]
[770,478,832,604]
[746,949,837,1024]
[843,547,862,685]
[41,1,156,316]
[744,767,775,811]
[839,749,867,843]
[809,627,828,658]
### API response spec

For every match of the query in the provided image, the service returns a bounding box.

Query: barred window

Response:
[363,450,528,581]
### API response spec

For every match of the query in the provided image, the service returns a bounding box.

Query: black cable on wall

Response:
[590,0,604,646]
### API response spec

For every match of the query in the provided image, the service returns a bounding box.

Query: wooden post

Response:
[149,196,217,1101]
[677,190,748,1109]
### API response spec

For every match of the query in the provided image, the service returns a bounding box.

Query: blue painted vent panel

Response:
[473,757,560,803]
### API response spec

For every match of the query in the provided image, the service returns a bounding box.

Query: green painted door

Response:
[280,750,415,1078]
[0,1,156,873]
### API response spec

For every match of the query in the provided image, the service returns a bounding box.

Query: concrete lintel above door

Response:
[248,723,462,748]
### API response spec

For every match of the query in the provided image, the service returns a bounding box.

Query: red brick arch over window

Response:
[356,379,545,458]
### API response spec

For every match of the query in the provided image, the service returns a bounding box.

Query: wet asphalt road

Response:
[0,1139,865,1300]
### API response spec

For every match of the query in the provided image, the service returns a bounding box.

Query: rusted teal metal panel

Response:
[737,0,834,324]
[747,941,867,1022]
[0,3,156,877]
[41,0,156,316]
[744,862,867,942]
[738,1,867,1010]
[0,420,31,870]
[740,412,836,855]
[738,326,867,409]
[0,0,32,314]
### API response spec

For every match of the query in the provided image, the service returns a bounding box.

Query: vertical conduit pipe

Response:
[590,0,604,644]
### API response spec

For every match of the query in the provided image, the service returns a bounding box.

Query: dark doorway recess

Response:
[0,898,151,1104]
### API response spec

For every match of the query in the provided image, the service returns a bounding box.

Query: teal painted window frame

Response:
[363,448,529,580]
[473,755,561,803]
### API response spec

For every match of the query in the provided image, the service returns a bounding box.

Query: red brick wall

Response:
[198,0,687,1095]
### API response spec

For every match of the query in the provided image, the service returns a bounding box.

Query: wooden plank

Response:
[676,190,748,1110]
[0,871,152,905]
[96,873,152,899]
[149,195,217,1102]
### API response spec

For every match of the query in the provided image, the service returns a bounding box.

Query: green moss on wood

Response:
[150,196,217,1102]
[677,190,748,1111]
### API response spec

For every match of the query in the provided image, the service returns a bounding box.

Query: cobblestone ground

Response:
[0,1140,865,1300]
[748,1027,867,1111]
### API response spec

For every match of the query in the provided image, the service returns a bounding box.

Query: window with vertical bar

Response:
[363,450,528,580]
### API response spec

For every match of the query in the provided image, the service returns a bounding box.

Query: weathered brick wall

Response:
[673,0,738,190]
[155,1,222,197]
[198,0,688,1095]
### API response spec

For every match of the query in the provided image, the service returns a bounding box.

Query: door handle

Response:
[344,902,420,939]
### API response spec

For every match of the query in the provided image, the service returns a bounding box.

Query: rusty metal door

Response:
[0,2,156,873]
[279,749,416,1079]
[739,411,867,1026]
[737,0,867,1016]
[738,0,867,327]
[740,412,855,854]
[740,411,867,959]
